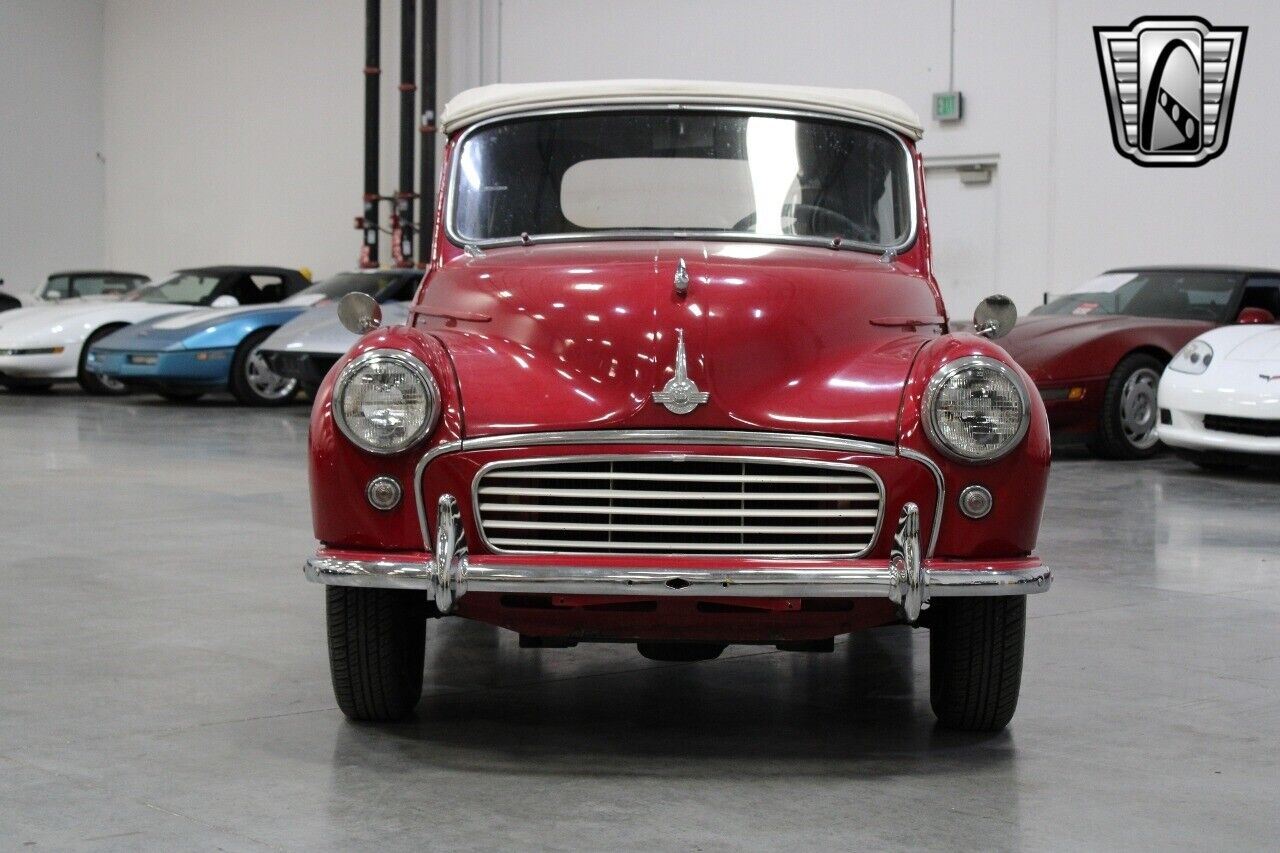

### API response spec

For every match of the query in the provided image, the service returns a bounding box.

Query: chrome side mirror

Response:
[973,295,1018,339]
[338,292,382,334]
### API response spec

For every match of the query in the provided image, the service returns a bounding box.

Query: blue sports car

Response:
[85,267,373,405]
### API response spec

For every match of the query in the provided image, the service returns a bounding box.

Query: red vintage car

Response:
[998,266,1280,458]
[305,81,1052,731]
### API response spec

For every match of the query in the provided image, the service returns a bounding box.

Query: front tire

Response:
[77,325,130,396]
[326,587,426,721]
[929,596,1026,732]
[1089,353,1164,459]
[230,328,298,406]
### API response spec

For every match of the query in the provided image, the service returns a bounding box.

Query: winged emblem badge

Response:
[652,329,709,415]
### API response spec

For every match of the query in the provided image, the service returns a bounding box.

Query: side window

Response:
[250,274,287,303]
[70,275,137,297]
[43,276,72,298]
[1241,276,1280,318]
[231,275,286,305]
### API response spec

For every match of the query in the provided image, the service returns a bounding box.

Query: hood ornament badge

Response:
[673,258,690,295]
[652,329,709,415]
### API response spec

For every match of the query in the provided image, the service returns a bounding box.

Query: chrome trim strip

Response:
[412,430,903,552]
[443,105,919,258]
[306,555,1051,600]
[413,438,463,554]
[470,454,886,559]
[304,556,439,591]
[926,566,1052,596]
[897,447,945,557]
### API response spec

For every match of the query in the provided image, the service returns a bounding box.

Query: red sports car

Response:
[304,80,1052,732]
[998,266,1280,458]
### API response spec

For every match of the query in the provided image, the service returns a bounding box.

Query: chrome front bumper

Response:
[305,495,1050,621]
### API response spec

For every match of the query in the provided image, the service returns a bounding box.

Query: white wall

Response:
[0,0,106,295]
[36,0,1280,312]
[103,0,375,279]
[101,0,482,279]
[477,0,1277,312]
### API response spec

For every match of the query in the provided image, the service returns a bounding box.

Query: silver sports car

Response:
[257,269,422,394]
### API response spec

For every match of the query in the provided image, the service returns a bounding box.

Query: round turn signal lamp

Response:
[958,485,994,519]
[366,476,403,511]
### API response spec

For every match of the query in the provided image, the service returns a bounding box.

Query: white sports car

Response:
[0,265,308,394]
[1158,320,1280,469]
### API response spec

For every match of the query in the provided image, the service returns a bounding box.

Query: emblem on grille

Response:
[652,329,709,415]
[1094,16,1247,167]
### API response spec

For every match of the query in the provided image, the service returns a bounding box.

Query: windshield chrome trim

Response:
[443,105,919,257]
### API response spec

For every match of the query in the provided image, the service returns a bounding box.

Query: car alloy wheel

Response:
[98,372,126,393]
[246,349,298,402]
[1119,367,1160,450]
[230,327,300,406]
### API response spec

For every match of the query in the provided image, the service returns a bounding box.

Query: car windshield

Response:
[131,273,223,305]
[293,271,420,303]
[43,274,143,299]
[1032,271,1242,322]
[452,110,913,251]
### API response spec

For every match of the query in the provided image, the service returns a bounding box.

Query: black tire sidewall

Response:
[326,586,426,721]
[77,325,130,396]
[929,595,1027,731]
[1092,353,1165,459]
[229,327,295,406]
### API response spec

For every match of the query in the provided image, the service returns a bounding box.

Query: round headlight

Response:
[923,356,1030,462]
[1169,340,1213,375]
[333,349,440,455]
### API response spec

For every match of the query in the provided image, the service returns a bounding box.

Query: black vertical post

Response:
[361,0,381,267]
[418,0,437,266]
[395,0,416,267]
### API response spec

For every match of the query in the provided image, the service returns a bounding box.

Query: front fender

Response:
[309,325,462,550]
[900,333,1051,558]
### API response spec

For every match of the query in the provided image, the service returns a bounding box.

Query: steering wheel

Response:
[733,204,878,243]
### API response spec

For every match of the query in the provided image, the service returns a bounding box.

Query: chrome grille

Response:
[474,456,883,556]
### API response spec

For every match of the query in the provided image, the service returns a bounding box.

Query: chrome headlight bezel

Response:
[333,348,441,455]
[922,355,1031,464]
[1169,340,1214,375]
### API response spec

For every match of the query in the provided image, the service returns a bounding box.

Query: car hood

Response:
[1216,324,1280,363]
[261,300,412,356]
[94,304,310,351]
[0,302,195,348]
[999,313,1207,374]
[419,241,944,444]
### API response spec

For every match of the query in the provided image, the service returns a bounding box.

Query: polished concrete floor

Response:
[1,389,1278,851]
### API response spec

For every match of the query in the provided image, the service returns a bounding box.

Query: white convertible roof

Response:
[440,79,923,140]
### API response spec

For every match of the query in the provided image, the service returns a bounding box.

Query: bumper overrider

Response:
[305,496,1051,622]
